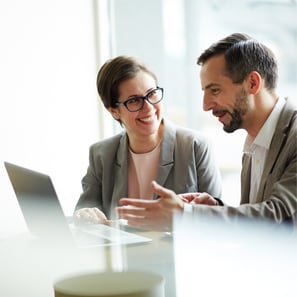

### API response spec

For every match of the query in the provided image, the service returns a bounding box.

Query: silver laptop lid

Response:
[4,162,73,243]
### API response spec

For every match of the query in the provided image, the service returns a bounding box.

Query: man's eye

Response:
[211,88,220,95]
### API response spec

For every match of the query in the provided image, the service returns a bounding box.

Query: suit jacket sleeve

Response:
[74,133,126,218]
[189,99,297,224]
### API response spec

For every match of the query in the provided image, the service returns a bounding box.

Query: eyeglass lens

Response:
[125,88,163,111]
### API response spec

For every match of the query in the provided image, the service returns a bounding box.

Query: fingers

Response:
[151,180,176,198]
[116,205,146,218]
[178,192,218,205]
[119,198,152,207]
[116,182,181,231]
[116,205,149,230]
[119,181,177,207]
[74,207,108,224]
[116,207,170,232]
[179,192,201,203]
[192,193,217,205]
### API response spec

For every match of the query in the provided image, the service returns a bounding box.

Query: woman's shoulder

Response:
[164,119,206,141]
[90,132,126,151]
[175,127,209,149]
[163,119,210,150]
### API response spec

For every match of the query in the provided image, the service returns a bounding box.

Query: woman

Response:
[74,56,222,223]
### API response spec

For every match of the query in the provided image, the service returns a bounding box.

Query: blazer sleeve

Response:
[74,143,104,211]
[74,133,124,216]
[189,105,297,225]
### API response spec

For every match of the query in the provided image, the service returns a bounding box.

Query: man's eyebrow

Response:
[203,83,220,91]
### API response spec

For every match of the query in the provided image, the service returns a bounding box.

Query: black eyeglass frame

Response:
[115,87,164,112]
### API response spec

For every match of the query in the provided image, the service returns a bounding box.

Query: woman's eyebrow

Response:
[127,87,155,98]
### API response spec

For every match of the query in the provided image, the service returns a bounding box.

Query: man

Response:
[116,33,297,231]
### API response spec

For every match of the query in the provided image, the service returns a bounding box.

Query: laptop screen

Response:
[4,161,152,248]
[4,162,73,242]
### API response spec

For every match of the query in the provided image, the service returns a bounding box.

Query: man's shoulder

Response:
[284,97,297,113]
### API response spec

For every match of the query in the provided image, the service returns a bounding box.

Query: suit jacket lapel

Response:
[154,119,175,199]
[256,99,294,202]
[241,152,252,204]
[110,120,177,201]
[110,133,129,214]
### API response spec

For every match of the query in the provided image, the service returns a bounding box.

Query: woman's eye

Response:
[128,98,141,105]
[148,90,156,97]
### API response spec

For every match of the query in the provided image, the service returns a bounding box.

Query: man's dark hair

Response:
[197,33,278,91]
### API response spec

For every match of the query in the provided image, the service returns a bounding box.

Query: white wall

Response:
[0,0,102,234]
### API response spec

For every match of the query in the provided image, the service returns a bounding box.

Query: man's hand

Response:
[179,192,218,205]
[116,181,184,231]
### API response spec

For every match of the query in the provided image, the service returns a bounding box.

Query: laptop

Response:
[4,161,152,248]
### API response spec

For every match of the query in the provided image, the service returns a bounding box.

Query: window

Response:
[100,0,297,205]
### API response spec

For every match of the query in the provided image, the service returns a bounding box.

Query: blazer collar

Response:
[257,98,296,201]
[110,132,129,212]
[115,118,176,168]
[111,118,183,200]
[153,119,176,198]
[112,118,177,200]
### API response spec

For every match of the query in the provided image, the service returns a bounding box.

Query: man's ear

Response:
[107,107,120,120]
[248,71,261,94]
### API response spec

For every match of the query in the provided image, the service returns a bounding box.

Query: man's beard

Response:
[223,88,249,133]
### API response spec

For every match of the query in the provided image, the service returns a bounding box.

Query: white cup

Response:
[54,270,165,297]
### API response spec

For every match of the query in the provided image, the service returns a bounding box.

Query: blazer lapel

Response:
[256,99,294,202]
[110,133,129,214]
[241,152,252,204]
[154,119,175,199]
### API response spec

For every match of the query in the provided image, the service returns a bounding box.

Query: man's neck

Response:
[246,92,278,138]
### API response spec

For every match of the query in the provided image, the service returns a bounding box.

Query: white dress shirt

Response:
[243,97,285,203]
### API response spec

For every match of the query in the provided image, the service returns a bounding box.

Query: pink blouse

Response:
[128,142,161,199]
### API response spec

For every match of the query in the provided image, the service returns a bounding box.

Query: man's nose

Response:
[203,94,215,111]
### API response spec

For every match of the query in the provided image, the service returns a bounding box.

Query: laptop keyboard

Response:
[69,223,152,247]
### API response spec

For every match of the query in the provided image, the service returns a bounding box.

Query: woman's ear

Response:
[248,71,261,94]
[107,107,120,120]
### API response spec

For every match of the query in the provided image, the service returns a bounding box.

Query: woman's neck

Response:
[129,124,164,154]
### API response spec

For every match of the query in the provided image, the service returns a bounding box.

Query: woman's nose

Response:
[142,98,155,110]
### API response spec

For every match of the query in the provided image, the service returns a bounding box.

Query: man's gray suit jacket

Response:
[191,98,297,224]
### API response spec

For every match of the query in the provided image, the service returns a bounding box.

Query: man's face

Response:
[200,54,249,133]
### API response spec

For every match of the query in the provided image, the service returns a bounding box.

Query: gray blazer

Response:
[192,98,297,223]
[75,119,222,219]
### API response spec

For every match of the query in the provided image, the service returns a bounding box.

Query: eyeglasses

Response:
[115,87,164,112]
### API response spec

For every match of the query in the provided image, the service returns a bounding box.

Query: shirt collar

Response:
[244,97,285,152]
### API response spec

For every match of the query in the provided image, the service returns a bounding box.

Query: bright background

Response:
[1,0,296,235]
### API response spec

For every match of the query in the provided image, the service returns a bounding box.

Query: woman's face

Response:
[109,71,163,141]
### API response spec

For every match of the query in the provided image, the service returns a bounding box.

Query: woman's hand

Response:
[73,207,108,224]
